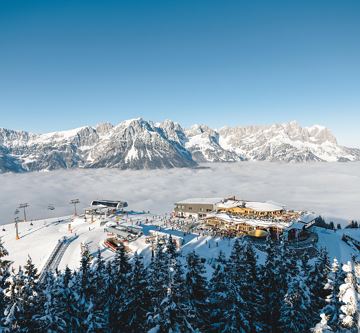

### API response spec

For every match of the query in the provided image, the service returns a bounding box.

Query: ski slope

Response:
[315,226,359,263]
[1,214,359,273]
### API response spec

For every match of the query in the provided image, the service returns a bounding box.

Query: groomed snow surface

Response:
[2,212,359,276]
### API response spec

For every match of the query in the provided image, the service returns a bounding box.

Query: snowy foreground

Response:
[1,213,360,332]
[2,212,359,272]
[1,213,252,272]
[0,162,360,225]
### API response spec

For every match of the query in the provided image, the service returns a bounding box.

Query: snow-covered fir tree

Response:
[35,271,67,333]
[312,313,334,333]
[0,230,339,333]
[208,251,228,333]
[55,266,80,332]
[279,257,313,332]
[261,237,286,333]
[337,260,359,332]
[3,256,42,332]
[0,239,11,329]
[185,251,209,331]
[158,254,193,332]
[147,239,171,330]
[126,252,150,333]
[222,238,249,333]
[309,248,331,321]
[3,267,29,332]
[241,242,263,333]
[109,242,132,332]
[89,250,109,331]
[323,258,345,331]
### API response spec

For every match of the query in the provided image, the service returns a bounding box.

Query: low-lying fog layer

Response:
[0,162,359,225]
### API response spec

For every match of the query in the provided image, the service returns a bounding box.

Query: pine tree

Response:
[56,266,79,332]
[279,275,313,332]
[222,238,259,333]
[92,250,109,324]
[185,251,209,331]
[300,250,320,328]
[84,298,107,333]
[208,251,228,332]
[323,258,345,331]
[21,256,41,331]
[281,244,318,332]
[85,250,107,332]
[3,267,28,332]
[158,255,194,333]
[109,242,131,333]
[312,314,333,333]
[0,239,11,326]
[35,271,67,333]
[337,261,358,332]
[261,238,286,333]
[242,243,263,333]
[165,235,178,267]
[308,248,331,323]
[126,252,150,333]
[147,240,171,330]
[75,243,95,332]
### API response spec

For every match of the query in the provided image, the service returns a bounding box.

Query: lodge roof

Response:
[246,201,284,212]
[216,199,284,212]
[175,198,223,205]
[205,212,292,229]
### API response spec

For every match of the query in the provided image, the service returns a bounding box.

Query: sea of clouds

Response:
[0,162,359,226]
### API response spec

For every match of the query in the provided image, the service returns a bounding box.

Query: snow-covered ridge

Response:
[0,119,359,173]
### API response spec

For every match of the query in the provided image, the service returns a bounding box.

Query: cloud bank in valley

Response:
[0,162,359,226]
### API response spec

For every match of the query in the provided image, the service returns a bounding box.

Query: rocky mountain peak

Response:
[0,119,358,173]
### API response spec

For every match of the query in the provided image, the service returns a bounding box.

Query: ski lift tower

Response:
[15,216,20,240]
[19,203,29,222]
[70,199,80,216]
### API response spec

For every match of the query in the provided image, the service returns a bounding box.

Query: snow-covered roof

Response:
[245,201,284,212]
[216,199,284,212]
[297,213,317,224]
[216,199,285,212]
[216,200,244,209]
[87,204,108,209]
[205,212,292,229]
[176,198,223,205]
[286,222,306,230]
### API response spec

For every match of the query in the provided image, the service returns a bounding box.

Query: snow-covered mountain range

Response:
[0,118,359,173]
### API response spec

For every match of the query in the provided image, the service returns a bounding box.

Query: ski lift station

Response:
[84,200,128,220]
[91,200,128,210]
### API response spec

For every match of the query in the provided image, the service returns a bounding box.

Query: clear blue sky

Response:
[0,0,359,146]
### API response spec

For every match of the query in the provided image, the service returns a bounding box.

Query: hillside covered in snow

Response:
[0,118,359,173]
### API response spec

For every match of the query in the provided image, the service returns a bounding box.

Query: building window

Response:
[189,207,192,210]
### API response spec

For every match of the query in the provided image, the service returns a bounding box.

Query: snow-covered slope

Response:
[0,119,358,173]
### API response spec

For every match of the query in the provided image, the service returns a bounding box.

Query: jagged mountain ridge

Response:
[0,118,359,173]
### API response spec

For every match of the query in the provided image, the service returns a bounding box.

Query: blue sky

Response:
[0,0,359,146]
